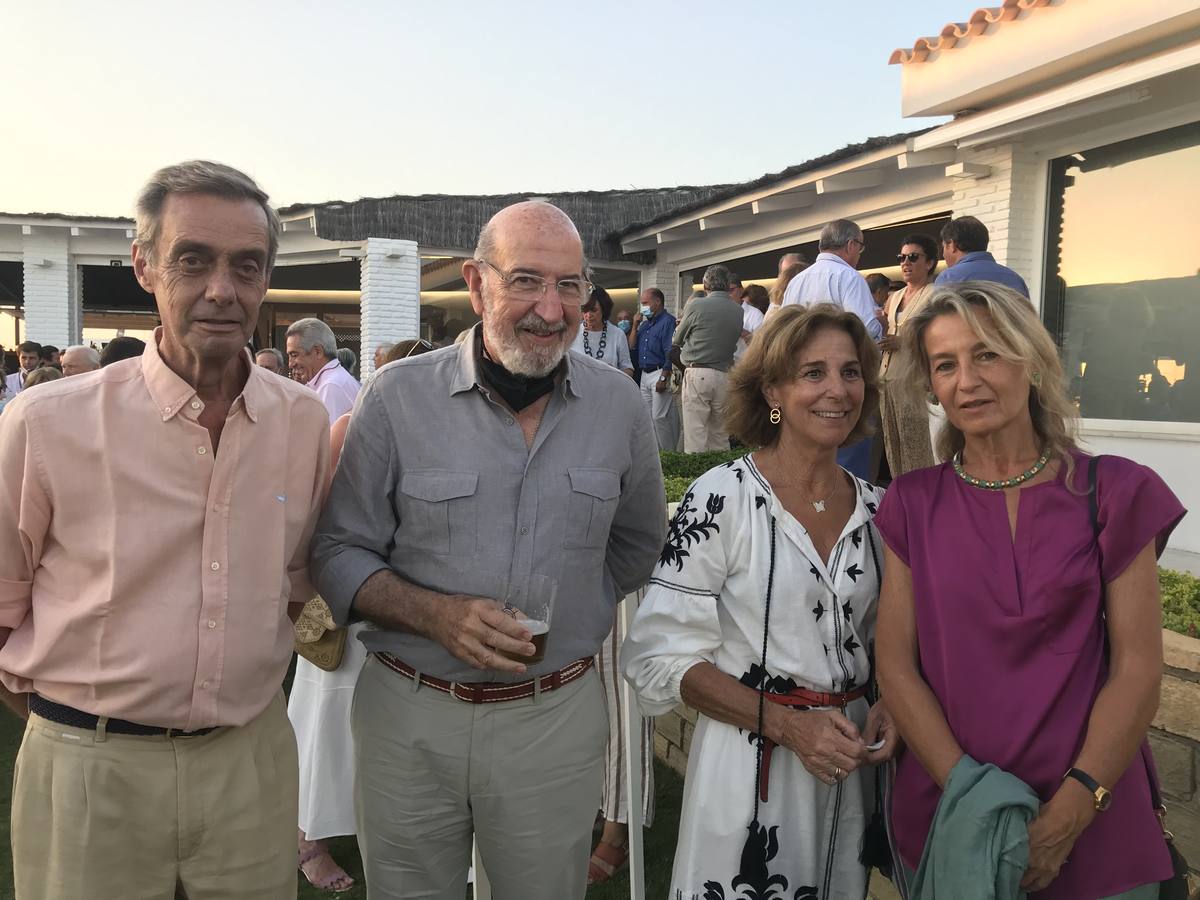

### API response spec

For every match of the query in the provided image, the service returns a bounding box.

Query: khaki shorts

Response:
[12,691,298,900]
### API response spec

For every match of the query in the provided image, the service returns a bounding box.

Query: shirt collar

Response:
[960,251,995,264]
[308,357,342,388]
[450,323,581,400]
[816,251,854,270]
[141,327,260,424]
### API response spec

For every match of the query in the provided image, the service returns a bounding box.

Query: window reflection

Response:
[1043,121,1200,423]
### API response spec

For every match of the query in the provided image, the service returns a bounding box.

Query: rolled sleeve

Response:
[845,274,884,340]
[309,385,396,625]
[0,398,48,631]
[286,415,331,610]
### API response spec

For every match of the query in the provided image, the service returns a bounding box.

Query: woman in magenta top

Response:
[874,281,1185,899]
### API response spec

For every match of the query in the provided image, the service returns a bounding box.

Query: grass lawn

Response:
[0,699,681,900]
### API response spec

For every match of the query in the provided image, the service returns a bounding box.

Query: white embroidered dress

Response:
[623,456,886,900]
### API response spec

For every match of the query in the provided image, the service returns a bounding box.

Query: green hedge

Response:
[659,450,1200,639]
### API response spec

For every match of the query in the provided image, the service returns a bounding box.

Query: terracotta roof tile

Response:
[889,0,1053,64]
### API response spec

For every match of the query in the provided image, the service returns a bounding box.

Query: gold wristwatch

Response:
[1064,767,1111,811]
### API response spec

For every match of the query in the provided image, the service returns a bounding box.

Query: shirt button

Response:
[191,400,202,410]
[520,526,529,535]
[506,417,514,426]
[207,619,217,629]
[200,680,211,689]
[164,406,171,414]
[210,561,220,571]
[197,447,207,455]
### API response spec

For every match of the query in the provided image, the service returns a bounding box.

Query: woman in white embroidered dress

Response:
[623,305,900,900]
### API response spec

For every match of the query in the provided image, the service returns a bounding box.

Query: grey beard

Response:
[483,315,568,377]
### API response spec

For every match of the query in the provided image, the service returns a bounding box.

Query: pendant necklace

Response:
[953,447,1051,490]
[582,327,607,360]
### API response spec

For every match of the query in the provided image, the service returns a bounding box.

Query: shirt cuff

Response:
[313,548,390,627]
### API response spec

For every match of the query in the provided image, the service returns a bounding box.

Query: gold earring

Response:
[1031,372,1042,387]
[769,406,782,425]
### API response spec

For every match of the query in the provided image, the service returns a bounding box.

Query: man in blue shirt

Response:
[934,216,1030,297]
[630,287,679,449]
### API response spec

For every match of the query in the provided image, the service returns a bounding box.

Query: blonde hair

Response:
[769,262,806,306]
[891,281,1079,477]
[726,304,880,449]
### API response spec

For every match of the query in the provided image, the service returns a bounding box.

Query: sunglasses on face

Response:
[896,253,926,263]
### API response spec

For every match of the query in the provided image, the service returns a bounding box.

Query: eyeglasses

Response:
[849,238,866,250]
[896,252,926,263]
[403,339,434,358]
[476,258,591,306]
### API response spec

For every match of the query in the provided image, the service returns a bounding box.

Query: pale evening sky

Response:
[1,0,971,218]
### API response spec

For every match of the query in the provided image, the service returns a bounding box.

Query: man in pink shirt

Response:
[286,317,361,423]
[0,160,330,900]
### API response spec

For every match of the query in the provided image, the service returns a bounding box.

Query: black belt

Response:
[29,695,220,738]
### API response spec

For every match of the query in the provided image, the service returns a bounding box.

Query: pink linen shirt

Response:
[0,334,330,730]
[307,357,360,424]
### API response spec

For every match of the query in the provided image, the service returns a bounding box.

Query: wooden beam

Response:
[897,149,956,170]
[656,225,697,244]
[815,170,885,194]
[699,208,755,231]
[752,192,815,214]
[945,162,992,179]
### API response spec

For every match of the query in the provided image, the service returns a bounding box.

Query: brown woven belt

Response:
[375,652,593,704]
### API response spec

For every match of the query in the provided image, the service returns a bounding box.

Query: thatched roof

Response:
[278,187,736,263]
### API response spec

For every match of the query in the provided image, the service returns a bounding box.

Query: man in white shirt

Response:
[286,318,361,423]
[5,342,43,396]
[781,219,883,341]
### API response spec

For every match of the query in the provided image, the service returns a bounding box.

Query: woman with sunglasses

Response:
[571,286,634,378]
[878,234,939,476]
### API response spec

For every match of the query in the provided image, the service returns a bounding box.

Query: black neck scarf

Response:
[475,329,558,413]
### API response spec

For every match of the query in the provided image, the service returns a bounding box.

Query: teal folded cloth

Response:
[911,754,1041,900]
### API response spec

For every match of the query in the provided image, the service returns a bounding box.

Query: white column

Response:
[359,238,420,380]
[950,143,1039,282]
[21,227,73,347]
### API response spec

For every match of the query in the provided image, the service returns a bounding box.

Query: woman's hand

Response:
[862,700,901,765]
[776,709,868,784]
[877,334,900,353]
[1020,783,1094,892]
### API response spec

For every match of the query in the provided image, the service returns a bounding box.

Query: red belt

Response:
[375,652,593,704]
[757,684,868,802]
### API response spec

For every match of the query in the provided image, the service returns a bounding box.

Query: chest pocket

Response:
[398,469,479,556]
[564,467,621,549]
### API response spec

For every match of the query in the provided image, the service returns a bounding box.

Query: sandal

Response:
[587,839,629,885]
[298,845,355,894]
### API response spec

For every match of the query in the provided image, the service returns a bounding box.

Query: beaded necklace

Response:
[582,326,607,360]
[953,447,1051,490]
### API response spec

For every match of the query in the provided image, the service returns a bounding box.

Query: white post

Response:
[621,590,647,900]
[360,238,420,380]
[22,227,73,347]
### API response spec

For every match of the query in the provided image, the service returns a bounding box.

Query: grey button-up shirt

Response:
[310,327,667,682]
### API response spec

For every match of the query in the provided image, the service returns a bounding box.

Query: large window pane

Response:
[1043,121,1200,423]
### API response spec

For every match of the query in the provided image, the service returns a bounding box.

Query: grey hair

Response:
[818,219,863,252]
[336,347,356,372]
[63,345,101,368]
[702,264,734,293]
[256,347,286,370]
[134,160,281,269]
[286,317,337,358]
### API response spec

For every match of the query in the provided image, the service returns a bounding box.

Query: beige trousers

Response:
[352,654,608,900]
[681,366,731,452]
[12,692,298,900]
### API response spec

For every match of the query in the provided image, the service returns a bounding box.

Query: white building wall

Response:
[22,230,75,347]
[950,143,1041,286]
[359,238,420,381]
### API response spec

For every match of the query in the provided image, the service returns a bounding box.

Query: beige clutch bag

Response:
[294,597,347,672]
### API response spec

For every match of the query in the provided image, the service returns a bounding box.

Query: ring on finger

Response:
[833,766,844,780]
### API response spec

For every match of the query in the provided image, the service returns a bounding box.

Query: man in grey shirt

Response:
[671,263,745,452]
[310,200,665,900]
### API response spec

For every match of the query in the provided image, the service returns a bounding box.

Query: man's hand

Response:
[655,375,669,394]
[632,312,644,330]
[426,595,536,674]
[777,709,869,783]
